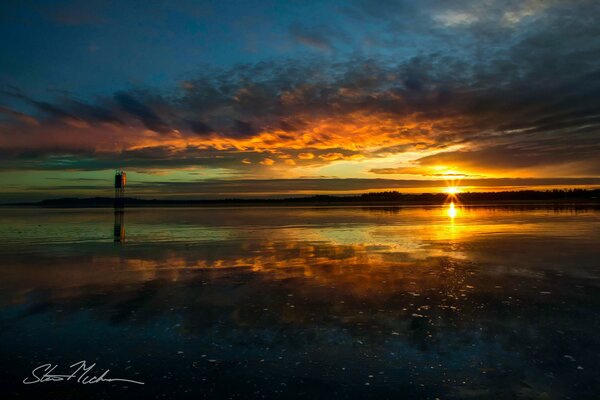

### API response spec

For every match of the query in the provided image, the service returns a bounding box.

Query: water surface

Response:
[1,205,599,399]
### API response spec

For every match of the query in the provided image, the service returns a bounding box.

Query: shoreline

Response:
[3,199,600,209]
[3,189,599,208]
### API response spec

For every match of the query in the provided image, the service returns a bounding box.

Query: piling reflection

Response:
[113,210,125,242]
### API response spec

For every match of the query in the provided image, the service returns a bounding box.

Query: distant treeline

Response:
[8,188,600,207]
[357,188,600,202]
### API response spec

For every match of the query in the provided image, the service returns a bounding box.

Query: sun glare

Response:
[444,186,461,195]
[447,201,458,219]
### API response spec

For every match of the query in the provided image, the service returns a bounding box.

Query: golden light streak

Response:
[447,201,458,219]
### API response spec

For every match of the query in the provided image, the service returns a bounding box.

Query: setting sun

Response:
[444,187,461,195]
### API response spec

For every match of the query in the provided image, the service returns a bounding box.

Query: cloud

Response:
[187,119,213,135]
[412,136,600,176]
[114,91,170,133]
[233,119,259,137]
[319,152,343,161]
[259,158,275,166]
[298,152,315,160]
[370,166,480,178]
[0,106,39,126]
[0,0,599,185]
[289,25,334,52]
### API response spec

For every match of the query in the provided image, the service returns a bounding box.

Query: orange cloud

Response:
[298,152,315,159]
[319,152,343,161]
[260,158,275,165]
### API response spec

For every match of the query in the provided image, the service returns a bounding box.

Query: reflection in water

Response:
[0,206,600,399]
[113,210,125,242]
[447,201,458,219]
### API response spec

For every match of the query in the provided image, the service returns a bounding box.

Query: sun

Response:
[444,186,461,195]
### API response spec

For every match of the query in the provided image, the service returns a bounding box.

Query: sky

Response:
[1,0,600,200]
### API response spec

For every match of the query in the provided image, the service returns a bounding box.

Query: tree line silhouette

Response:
[10,188,600,207]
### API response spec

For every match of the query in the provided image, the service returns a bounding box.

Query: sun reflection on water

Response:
[447,201,458,219]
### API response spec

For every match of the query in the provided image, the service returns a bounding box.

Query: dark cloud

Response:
[187,119,213,135]
[67,99,123,125]
[0,106,39,126]
[29,100,78,119]
[113,91,170,133]
[0,146,248,171]
[233,119,258,137]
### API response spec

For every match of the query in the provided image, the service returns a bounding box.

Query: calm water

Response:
[1,205,599,399]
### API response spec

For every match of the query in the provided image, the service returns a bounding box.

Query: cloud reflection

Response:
[1,206,600,397]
